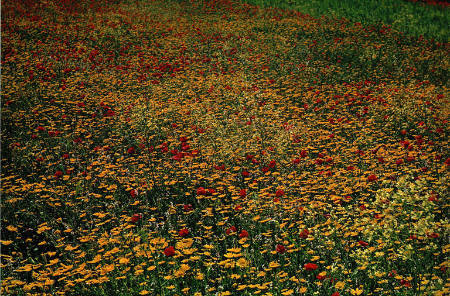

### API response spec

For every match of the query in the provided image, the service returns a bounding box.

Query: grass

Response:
[239,0,449,42]
[1,0,449,295]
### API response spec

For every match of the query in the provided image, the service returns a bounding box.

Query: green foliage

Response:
[240,0,449,41]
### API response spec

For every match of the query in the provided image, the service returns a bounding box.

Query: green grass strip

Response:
[239,0,449,42]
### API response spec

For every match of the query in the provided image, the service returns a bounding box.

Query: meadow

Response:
[1,0,448,295]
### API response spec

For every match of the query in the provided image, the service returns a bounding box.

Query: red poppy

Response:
[427,232,439,238]
[276,244,286,254]
[131,213,142,223]
[183,204,193,212]
[215,164,225,171]
[304,263,318,271]
[226,226,237,235]
[196,187,207,195]
[179,228,189,237]
[242,170,250,177]
[239,189,247,197]
[54,170,63,179]
[299,229,310,239]
[445,158,450,166]
[130,189,138,198]
[292,158,300,164]
[358,240,369,247]
[316,273,326,280]
[300,150,308,158]
[127,147,135,154]
[239,230,249,238]
[275,190,284,197]
[367,174,377,182]
[164,246,175,257]
[332,292,340,296]
[400,279,411,287]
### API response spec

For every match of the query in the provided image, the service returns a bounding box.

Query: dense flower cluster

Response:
[1,0,448,295]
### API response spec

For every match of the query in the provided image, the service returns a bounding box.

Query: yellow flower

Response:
[351,287,363,295]
[6,225,18,232]
[236,257,249,268]
[335,281,345,289]
[1,240,13,246]
[139,290,150,295]
[269,261,280,268]
[299,287,307,293]
[87,254,102,264]
[281,289,294,295]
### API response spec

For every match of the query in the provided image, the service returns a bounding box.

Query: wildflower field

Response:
[1,0,449,295]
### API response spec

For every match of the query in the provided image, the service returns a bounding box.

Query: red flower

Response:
[304,263,318,271]
[406,156,415,162]
[358,240,369,247]
[427,232,439,238]
[275,190,284,197]
[242,170,250,177]
[367,174,377,182]
[292,158,300,164]
[164,246,175,257]
[239,189,247,198]
[445,158,450,166]
[54,170,63,179]
[332,292,340,296]
[131,213,142,223]
[400,279,411,287]
[226,226,237,235]
[300,150,308,158]
[196,187,207,195]
[239,230,249,238]
[299,229,310,239]
[276,244,286,254]
[130,189,138,198]
[215,164,225,171]
[127,146,135,154]
[316,273,326,280]
[183,204,193,212]
[179,228,189,237]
